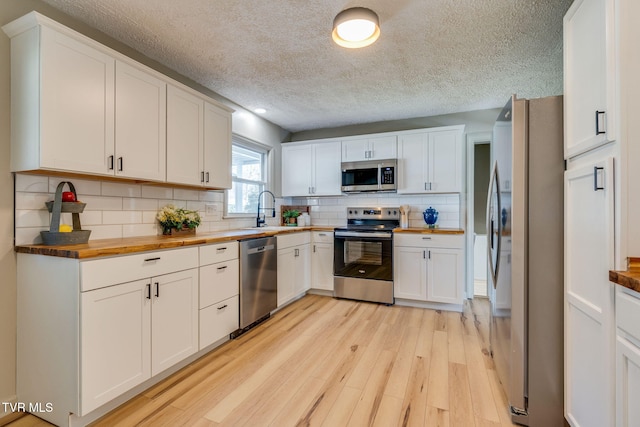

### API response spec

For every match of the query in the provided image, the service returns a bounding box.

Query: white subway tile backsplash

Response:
[87,225,123,240]
[15,227,48,246]
[80,196,123,211]
[122,224,158,238]
[15,175,48,193]
[123,197,159,211]
[15,193,50,210]
[173,188,201,201]
[103,211,143,225]
[15,210,49,227]
[101,182,142,198]
[142,211,158,224]
[199,191,224,202]
[141,186,173,200]
[49,177,102,196]
[78,211,103,226]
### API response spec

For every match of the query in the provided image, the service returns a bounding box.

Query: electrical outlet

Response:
[205,204,217,215]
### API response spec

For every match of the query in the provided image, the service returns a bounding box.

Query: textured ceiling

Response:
[41,0,573,133]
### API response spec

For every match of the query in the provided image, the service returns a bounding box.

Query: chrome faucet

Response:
[256,190,276,227]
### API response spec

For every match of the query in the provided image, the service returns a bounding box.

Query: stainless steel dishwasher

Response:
[236,236,277,335]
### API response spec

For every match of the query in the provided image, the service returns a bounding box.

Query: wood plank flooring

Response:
[7,295,516,427]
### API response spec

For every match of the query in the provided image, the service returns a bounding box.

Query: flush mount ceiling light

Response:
[254,108,267,114]
[332,7,380,48]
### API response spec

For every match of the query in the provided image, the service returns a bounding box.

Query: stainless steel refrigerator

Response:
[487,95,564,426]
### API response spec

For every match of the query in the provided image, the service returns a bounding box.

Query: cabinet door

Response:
[282,144,313,196]
[166,85,204,186]
[199,259,239,309]
[200,295,239,350]
[564,0,614,157]
[565,157,615,427]
[115,61,166,181]
[80,278,151,415]
[427,248,464,304]
[40,26,114,175]
[277,247,295,307]
[368,135,397,160]
[312,142,342,196]
[394,246,427,300]
[151,269,199,376]
[397,133,428,194]
[429,130,462,193]
[341,138,369,161]
[294,244,311,295]
[617,337,640,427]
[311,242,334,291]
[204,101,232,189]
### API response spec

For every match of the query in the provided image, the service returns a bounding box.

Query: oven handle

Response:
[335,231,392,239]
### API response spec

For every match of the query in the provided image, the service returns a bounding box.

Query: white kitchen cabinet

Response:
[277,232,311,307]
[393,233,465,308]
[199,241,239,349]
[281,141,341,196]
[114,61,166,181]
[398,127,463,194]
[166,85,232,188]
[564,0,616,158]
[311,231,334,292]
[616,286,640,427]
[342,135,397,161]
[564,156,615,427]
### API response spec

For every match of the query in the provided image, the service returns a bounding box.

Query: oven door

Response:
[333,231,393,281]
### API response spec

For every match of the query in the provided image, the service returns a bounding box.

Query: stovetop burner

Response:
[337,207,400,231]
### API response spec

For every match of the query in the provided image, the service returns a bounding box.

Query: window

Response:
[226,138,268,215]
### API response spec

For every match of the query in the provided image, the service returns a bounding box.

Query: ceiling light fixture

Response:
[254,108,267,114]
[332,7,380,49]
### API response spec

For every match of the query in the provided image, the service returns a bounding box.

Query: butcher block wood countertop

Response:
[15,226,333,260]
[610,258,640,293]
[393,227,465,234]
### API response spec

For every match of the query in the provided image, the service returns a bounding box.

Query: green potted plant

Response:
[282,209,301,226]
[157,204,201,235]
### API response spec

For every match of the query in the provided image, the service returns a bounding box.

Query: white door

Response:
[40,26,114,175]
[617,337,640,427]
[311,242,334,291]
[277,247,295,307]
[115,61,166,181]
[393,246,427,301]
[204,101,232,189]
[341,138,369,161]
[151,269,199,375]
[429,130,461,193]
[564,157,615,427]
[312,142,342,196]
[294,244,311,294]
[80,278,151,415]
[397,133,428,194]
[282,144,313,196]
[368,135,397,160]
[166,85,204,186]
[427,248,464,304]
[564,0,613,157]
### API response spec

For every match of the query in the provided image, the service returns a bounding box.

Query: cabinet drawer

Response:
[394,233,464,249]
[199,295,239,349]
[200,241,238,266]
[312,231,334,243]
[81,247,198,292]
[617,287,640,343]
[200,259,239,309]
[277,232,311,249]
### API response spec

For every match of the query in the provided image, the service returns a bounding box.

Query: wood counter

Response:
[15,226,331,259]
[610,258,640,293]
[393,227,465,235]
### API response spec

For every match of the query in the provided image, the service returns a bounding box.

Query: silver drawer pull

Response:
[217,304,228,310]
[318,233,326,236]
[144,257,161,262]
[217,265,228,271]
[421,237,432,240]
[216,247,227,252]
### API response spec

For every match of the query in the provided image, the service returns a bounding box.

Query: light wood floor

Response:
[9,295,515,427]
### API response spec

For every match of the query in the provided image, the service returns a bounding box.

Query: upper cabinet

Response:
[564,0,616,158]
[3,12,232,188]
[342,135,397,161]
[397,127,463,194]
[282,140,341,197]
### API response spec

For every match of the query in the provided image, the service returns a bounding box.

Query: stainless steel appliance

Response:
[487,95,564,425]
[341,159,397,193]
[237,236,277,334]
[334,207,399,304]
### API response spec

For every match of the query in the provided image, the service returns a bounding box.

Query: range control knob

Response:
[387,210,391,215]
[393,210,397,215]
[348,210,352,215]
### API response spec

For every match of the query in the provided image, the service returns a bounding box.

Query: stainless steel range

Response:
[333,207,399,304]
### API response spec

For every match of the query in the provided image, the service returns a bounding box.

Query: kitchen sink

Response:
[246,226,297,231]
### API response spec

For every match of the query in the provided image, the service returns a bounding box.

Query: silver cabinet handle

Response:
[422,237,432,240]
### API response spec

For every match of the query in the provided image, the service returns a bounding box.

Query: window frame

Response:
[224,135,271,218]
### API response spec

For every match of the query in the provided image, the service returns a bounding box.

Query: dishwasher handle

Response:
[245,244,275,255]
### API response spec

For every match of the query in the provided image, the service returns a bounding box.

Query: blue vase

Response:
[423,207,438,228]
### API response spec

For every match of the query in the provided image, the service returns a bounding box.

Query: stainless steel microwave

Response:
[341,159,397,193]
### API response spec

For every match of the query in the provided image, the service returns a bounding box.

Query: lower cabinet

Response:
[616,286,640,427]
[277,232,311,307]
[81,268,198,414]
[393,233,465,307]
[311,231,334,291]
